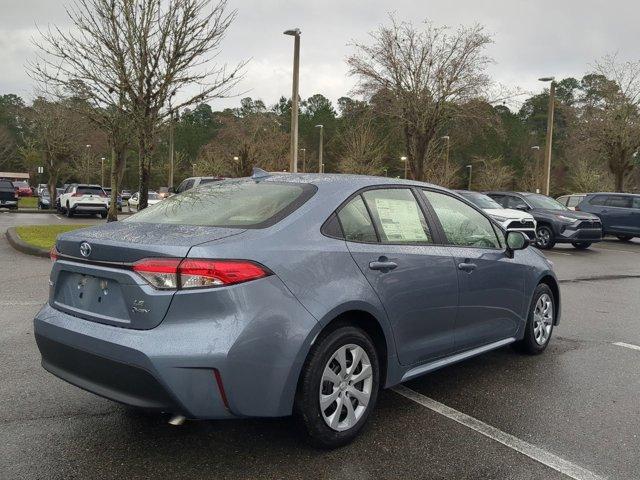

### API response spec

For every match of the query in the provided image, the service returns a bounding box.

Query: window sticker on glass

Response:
[373,197,429,242]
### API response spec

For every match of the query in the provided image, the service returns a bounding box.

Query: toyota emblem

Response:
[79,242,92,258]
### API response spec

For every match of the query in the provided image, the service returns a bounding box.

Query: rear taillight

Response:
[72,192,83,197]
[50,246,59,261]
[574,206,581,211]
[132,258,269,290]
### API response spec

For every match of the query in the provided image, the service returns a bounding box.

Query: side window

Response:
[362,188,432,244]
[589,195,607,206]
[505,195,528,210]
[632,197,640,209]
[557,196,568,206]
[567,196,582,208]
[336,196,377,243]
[422,190,501,249]
[606,196,632,208]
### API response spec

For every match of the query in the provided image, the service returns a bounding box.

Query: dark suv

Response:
[485,191,602,249]
[0,179,19,210]
[576,193,640,241]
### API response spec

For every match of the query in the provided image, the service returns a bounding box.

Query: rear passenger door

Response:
[603,195,636,235]
[421,190,526,351]
[340,187,459,366]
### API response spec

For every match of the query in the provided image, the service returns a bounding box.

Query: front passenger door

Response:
[340,188,459,366]
[421,190,527,351]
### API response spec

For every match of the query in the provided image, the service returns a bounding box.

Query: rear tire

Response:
[515,284,555,355]
[536,225,555,249]
[617,235,633,242]
[295,325,380,449]
[571,242,591,249]
[66,204,73,218]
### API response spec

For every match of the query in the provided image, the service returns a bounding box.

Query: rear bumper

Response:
[34,275,318,419]
[71,203,108,213]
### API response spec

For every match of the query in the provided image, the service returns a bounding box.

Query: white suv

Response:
[59,184,109,218]
[456,190,537,241]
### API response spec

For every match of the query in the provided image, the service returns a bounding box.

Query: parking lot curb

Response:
[5,227,50,258]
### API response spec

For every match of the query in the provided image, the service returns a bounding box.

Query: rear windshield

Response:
[14,181,29,188]
[458,191,502,209]
[199,178,222,185]
[77,186,105,195]
[0,180,14,189]
[126,180,316,228]
[524,193,567,210]
[148,193,161,200]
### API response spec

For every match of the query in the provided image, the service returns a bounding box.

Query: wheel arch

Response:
[538,274,561,325]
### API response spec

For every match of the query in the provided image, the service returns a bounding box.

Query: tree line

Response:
[1,2,639,221]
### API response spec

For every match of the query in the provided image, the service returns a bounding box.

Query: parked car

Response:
[13,180,33,197]
[575,193,640,241]
[121,190,132,201]
[103,188,123,211]
[58,184,109,218]
[54,188,65,211]
[174,176,224,194]
[127,191,163,211]
[38,190,52,209]
[37,174,560,448]
[556,194,586,211]
[455,190,537,241]
[485,191,602,249]
[0,179,19,210]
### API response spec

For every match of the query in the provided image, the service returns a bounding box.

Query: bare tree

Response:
[30,0,245,209]
[197,112,288,176]
[347,16,494,181]
[25,98,84,202]
[584,55,640,191]
[336,114,386,176]
[471,156,515,191]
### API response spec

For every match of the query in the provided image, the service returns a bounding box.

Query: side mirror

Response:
[506,231,529,257]
[514,204,529,211]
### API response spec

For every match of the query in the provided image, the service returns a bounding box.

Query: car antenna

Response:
[252,167,271,182]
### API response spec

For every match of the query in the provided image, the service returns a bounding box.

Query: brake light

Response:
[132,258,269,290]
[574,205,581,211]
[50,246,59,261]
[72,192,83,197]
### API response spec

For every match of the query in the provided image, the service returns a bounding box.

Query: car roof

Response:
[254,173,441,190]
[586,192,640,197]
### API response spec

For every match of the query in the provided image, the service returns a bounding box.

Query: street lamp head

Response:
[86,144,91,148]
[315,124,323,129]
[538,76,555,82]
[531,145,540,150]
[466,164,472,169]
[233,156,239,161]
[400,156,408,161]
[283,28,301,36]
[441,135,450,140]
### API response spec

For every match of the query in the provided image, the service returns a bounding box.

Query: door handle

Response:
[458,262,477,273]
[369,257,398,272]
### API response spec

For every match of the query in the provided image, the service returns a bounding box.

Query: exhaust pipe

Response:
[168,414,186,426]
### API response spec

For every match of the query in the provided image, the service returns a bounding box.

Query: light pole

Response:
[539,76,555,196]
[531,145,541,193]
[192,163,197,176]
[441,136,450,169]
[315,125,324,173]
[466,164,473,190]
[300,148,306,173]
[284,28,301,173]
[168,90,177,190]
[85,144,92,184]
[400,156,408,179]
[100,157,105,186]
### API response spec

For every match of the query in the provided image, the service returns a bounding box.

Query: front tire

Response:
[515,284,555,355]
[536,225,555,249]
[617,235,633,242]
[571,242,591,249]
[66,204,74,217]
[295,326,380,449]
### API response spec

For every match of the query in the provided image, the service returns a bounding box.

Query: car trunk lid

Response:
[51,222,246,329]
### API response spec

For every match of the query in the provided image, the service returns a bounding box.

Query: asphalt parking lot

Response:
[1,213,639,480]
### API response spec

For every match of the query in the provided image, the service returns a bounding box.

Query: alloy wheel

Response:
[537,228,551,248]
[533,293,553,345]
[319,344,373,432]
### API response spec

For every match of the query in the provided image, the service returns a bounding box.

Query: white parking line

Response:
[392,385,604,480]
[594,247,640,255]
[613,342,640,352]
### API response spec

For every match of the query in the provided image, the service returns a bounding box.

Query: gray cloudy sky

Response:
[1,0,638,109]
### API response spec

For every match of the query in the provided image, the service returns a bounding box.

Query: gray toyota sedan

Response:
[35,172,560,448]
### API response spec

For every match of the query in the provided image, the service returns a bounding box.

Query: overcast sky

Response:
[1,0,638,111]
